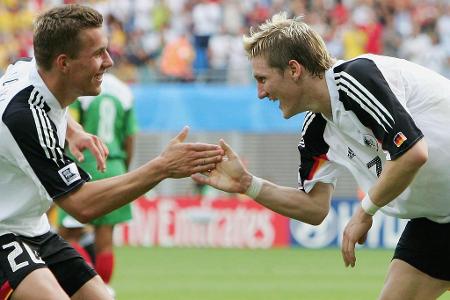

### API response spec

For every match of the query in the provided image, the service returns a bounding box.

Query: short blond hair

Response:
[243,12,333,77]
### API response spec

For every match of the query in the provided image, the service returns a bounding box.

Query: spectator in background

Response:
[342,18,367,59]
[1,0,450,81]
[381,7,403,58]
[191,0,221,80]
[58,73,139,296]
[160,31,195,82]
[105,14,126,64]
[152,0,171,32]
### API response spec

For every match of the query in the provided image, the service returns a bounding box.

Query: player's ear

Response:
[55,54,70,73]
[288,60,302,81]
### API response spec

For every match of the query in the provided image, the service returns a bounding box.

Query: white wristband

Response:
[245,176,263,199]
[361,194,380,215]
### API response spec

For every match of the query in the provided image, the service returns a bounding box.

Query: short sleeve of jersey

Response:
[298,113,340,193]
[333,58,423,160]
[2,87,90,199]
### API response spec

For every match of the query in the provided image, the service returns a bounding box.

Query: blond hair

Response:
[243,12,333,77]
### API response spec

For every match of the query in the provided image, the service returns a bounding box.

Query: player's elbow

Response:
[292,207,328,226]
[308,209,328,226]
[70,208,96,224]
[408,139,428,169]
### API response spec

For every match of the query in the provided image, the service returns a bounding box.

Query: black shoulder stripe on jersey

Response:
[27,88,65,166]
[333,58,423,159]
[334,58,397,134]
[298,112,329,185]
[3,85,63,167]
[3,85,90,198]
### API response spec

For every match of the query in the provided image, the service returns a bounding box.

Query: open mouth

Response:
[94,73,104,83]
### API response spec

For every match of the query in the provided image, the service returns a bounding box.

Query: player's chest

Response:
[324,111,386,176]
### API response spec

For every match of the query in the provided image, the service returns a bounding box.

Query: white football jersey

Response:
[0,59,90,237]
[299,54,450,223]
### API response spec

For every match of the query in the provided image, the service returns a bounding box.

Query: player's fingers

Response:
[173,126,189,143]
[189,143,223,152]
[346,239,356,267]
[193,149,224,159]
[98,138,109,158]
[341,231,356,267]
[195,155,222,166]
[88,139,106,172]
[71,147,84,163]
[219,139,237,158]
[341,235,349,267]
[358,233,367,245]
[191,173,210,185]
[192,163,216,175]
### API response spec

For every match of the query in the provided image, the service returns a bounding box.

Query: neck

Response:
[305,74,332,119]
[38,68,75,108]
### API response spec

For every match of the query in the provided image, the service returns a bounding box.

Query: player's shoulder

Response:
[333,54,404,80]
[2,85,47,132]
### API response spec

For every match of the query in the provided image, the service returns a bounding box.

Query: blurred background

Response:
[1,0,450,249]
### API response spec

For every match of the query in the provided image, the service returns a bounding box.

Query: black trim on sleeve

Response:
[2,86,90,199]
[298,112,330,186]
[333,58,423,159]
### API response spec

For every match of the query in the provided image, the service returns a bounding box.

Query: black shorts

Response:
[393,218,450,281]
[0,231,97,298]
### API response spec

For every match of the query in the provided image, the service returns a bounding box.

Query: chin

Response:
[282,110,294,119]
[86,86,102,96]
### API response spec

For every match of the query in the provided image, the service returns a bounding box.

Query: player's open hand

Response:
[341,207,373,268]
[191,139,251,193]
[159,126,224,178]
[67,123,109,172]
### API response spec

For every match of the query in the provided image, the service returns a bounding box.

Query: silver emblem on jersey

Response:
[58,162,81,185]
[362,134,379,151]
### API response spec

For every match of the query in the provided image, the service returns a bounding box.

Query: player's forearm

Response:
[369,138,428,207]
[254,180,332,225]
[57,156,168,222]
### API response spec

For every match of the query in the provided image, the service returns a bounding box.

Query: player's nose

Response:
[257,84,268,99]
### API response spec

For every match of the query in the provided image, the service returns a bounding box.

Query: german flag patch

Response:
[393,132,407,147]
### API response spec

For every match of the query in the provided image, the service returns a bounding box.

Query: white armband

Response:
[245,176,263,199]
[361,194,380,215]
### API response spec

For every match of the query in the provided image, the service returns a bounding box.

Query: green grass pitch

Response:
[112,247,450,300]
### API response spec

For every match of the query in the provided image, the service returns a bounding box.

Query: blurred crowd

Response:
[0,0,449,84]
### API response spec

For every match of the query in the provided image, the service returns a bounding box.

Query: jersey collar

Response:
[324,60,345,123]
[29,58,63,111]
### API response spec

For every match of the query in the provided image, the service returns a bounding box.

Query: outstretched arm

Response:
[191,139,333,225]
[341,138,428,267]
[66,115,109,172]
[56,126,224,222]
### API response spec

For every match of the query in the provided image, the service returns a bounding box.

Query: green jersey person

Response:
[58,72,138,292]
